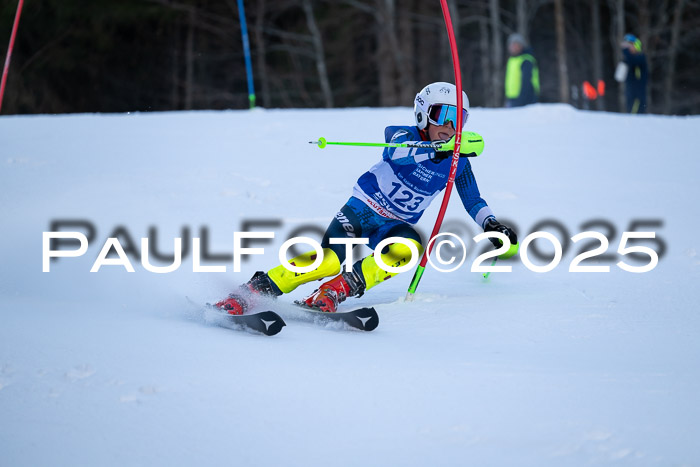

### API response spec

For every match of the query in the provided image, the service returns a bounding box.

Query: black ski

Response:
[198,303,285,336]
[213,308,286,336]
[293,304,379,331]
[187,297,285,336]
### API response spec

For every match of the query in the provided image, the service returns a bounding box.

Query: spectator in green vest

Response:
[505,34,540,107]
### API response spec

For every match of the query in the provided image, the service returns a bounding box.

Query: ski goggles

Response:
[427,104,469,128]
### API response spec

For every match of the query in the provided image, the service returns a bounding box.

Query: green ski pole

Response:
[483,257,498,279]
[310,136,443,150]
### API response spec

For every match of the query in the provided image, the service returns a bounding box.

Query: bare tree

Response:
[376,0,398,106]
[8,0,700,114]
[489,0,503,107]
[302,0,334,107]
[185,10,195,110]
[516,0,529,40]
[554,0,570,103]
[479,15,492,106]
[663,0,686,114]
[340,0,402,106]
[255,0,271,108]
[591,0,604,110]
[448,0,460,47]
[171,22,181,109]
[637,0,653,110]
[398,0,416,103]
[608,0,625,112]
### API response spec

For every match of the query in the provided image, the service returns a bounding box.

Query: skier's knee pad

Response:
[267,248,341,294]
[356,238,423,291]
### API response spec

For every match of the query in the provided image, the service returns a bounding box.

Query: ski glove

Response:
[483,217,518,249]
[431,132,485,162]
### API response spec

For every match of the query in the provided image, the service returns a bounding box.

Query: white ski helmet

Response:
[414,82,470,130]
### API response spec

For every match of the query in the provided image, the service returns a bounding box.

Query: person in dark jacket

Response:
[621,34,648,114]
[505,33,540,107]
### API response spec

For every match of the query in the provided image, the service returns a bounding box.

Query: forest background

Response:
[1,0,698,115]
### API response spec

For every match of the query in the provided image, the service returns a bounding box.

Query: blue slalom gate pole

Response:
[236,0,256,108]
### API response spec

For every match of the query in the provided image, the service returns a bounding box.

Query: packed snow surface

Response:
[1,105,699,466]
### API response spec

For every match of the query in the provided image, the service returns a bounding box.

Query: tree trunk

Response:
[398,0,416,104]
[439,17,451,81]
[590,0,604,110]
[302,0,333,107]
[479,17,492,107]
[185,10,195,110]
[638,0,652,111]
[448,0,460,48]
[171,22,180,110]
[663,0,685,114]
[342,12,359,105]
[516,0,528,40]
[376,0,399,106]
[489,0,503,107]
[608,0,625,112]
[384,0,408,104]
[447,0,461,84]
[286,38,314,107]
[255,0,271,108]
[553,0,570,104]
[414,2,433,92]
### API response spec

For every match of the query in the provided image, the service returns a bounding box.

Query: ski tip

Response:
[292,299,316,311]
[352,307,379,332]
[255,311,286,336]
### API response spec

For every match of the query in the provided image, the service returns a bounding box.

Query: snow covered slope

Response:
[1,105,699,466]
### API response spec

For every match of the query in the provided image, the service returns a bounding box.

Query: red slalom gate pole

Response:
[405,0,463,300]
[0,0,25,113]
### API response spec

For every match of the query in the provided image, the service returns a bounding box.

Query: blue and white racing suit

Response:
[322,125,495,261]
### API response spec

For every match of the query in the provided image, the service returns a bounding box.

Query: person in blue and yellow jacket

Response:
[621,34,648,114]
[505,33,540,107]
[215,82,518,315]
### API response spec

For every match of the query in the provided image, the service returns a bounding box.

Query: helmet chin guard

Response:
[414,82,470,130]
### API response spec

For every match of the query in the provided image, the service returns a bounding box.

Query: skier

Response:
[620,34,648,114]
[216,82,518,314]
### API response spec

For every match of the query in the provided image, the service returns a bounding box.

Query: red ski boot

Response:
[214,293,249,315]
[300,271,365,313]
[214,271,282,315]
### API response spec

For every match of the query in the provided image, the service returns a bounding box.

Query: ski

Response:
[293,303,379,332]
[207,306,286,336]
[187,296,285,336]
